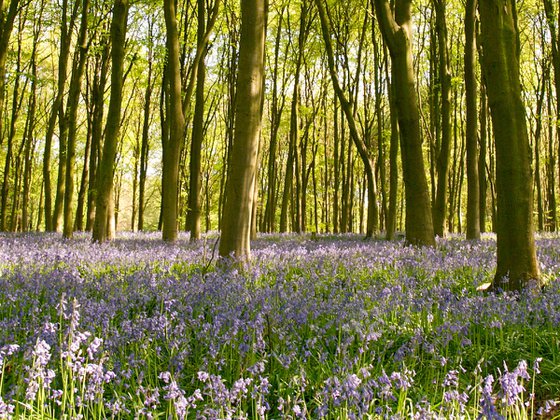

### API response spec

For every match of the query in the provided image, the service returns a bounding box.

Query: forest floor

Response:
[1,231,559,419]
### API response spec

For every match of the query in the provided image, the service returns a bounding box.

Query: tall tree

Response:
[373,0,435,246]
[431,0,451,237]
[161,0,186,241]
[92,0,129,243]
[543,0,559,230]
[478,0,540,291]
[63,0,90,238]
[315,0,379,238]
[219,0,266,259]
[464,0,480,239]
[0,0,19,149]
[186,0,220,241]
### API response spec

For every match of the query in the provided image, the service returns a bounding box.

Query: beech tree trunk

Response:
[478,0,540,291]
[63,0,89,238]
[464,0,480,240]
[218,0,265,260]
[432,0,451,237]
[0,0,19,151]
[373,0,435,246]
[161,0,185,242]
[92,0,128,243]
[186,0,208,241]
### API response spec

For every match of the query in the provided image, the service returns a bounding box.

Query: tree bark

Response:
[432,0,451,237]
[186,0,209,241]
[0,0,19,150]
[464,0,480,239]
[373,0,435,246]
[63,0,90,238]
[85,42,109,232]
[161,0,186,241]
[478,0,540,291]
[92,0,128,243]
[543,0,559,231]
[218,0,265,260]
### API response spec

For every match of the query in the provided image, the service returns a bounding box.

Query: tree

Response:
[478,0,540,291]
[431,0,451,237]
[92,0,129,243]
[63,0,90,238]
[218,0,266,259]
[161,0,186,242]
[0,0,19,151]
[464,0,480,240]
[373,0,435,246]
[186,0,220,241]
[315,0,379,238]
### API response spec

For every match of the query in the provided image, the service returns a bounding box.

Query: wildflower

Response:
[443,370,459,388]
[0,396,15,419]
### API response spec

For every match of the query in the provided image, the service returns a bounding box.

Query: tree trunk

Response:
[186,0,208,241]
[432,0,451,237]
[218,0,265,260]
[92,0,128,243]
[543,0,560,226]
[63,0,90,238]
[478,0,540,291]
[373,0,435,246]
[0,0,19,151]
[546,78,557,231]
[161,0,186,241]
[465,0,480,239]
[86,41,110,232]
[316,0,378,238]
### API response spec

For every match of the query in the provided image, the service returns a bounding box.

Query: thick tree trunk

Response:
[218,0,265,260]
[374,0,435,246]
[92,0,128,243]
[479,0,540,291]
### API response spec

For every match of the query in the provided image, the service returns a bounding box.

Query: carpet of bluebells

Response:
[1,232,560,419]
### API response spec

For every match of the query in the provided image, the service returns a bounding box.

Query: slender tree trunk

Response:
[0,14,23,231]
[479,83,488,233]
[478,0,540,291]
[219,0,265,260]
[546,78,557,231]
[86,41,110,232]
[161,0,186,241]
[543,0,560,224]
[316,0,378,238]
[63,0,90,238]
[0,0,19,150]
[92,0,129,243]
[374,0,435,246]
[186,0,208,241]
[465,0,480,239]
[262,6,286,233]
[533,67,547,232]
[22,8,42,231]
[386,58,400,240]
[432,0,451,237]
